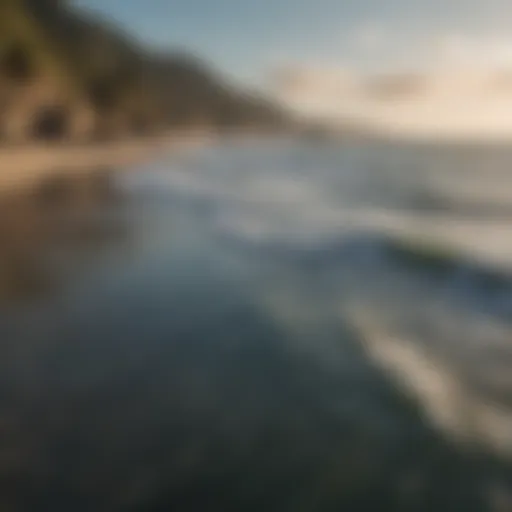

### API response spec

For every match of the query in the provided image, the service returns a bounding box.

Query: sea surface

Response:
[1,138,512,511]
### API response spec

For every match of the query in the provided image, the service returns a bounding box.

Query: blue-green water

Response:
[1,140,512,510]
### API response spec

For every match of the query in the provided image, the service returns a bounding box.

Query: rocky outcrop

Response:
[0,0,285,144]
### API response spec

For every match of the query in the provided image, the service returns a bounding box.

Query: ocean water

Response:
[0,138,512,510]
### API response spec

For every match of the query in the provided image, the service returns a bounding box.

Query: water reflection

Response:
[0,250,502,511]
[1,145,512,510]
[0,170,131,304]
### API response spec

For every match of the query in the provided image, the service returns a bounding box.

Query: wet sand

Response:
[0,132,209,194]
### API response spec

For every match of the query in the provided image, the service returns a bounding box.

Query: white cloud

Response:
[270,32,512,139]
[348,21,389,53]
[433,33,512,69]
[271,64,358,110]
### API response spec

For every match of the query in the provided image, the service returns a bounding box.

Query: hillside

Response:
[0,0,285,143]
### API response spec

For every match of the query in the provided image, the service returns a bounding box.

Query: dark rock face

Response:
[1,44,35,84]
[0,0,286,144]
[31,105,69,141]
[86,79,116,114]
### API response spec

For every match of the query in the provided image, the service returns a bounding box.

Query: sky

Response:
[74,0,512,84]
[74,0,512,137]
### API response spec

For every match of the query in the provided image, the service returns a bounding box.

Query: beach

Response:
[0,132,209,194]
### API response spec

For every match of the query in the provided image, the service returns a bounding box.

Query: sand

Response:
[0,132,208,194]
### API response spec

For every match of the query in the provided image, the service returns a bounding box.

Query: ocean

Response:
[0,138,511,510]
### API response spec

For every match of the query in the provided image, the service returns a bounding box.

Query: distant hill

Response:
[0,0,286,143]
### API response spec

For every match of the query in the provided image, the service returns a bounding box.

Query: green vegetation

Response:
[0,0,285,142]
[384,238,461,277]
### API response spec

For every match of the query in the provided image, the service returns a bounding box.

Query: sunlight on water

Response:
[1,140,512,510]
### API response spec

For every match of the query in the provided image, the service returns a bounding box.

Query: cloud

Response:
[270,65,359,116]
[433,33,512,69]
[348,21,389,54]
[270,32,512,138]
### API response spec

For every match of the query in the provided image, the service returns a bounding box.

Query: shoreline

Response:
[0,132,211,195]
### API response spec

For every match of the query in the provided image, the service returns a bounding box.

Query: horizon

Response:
[73,0,512,137]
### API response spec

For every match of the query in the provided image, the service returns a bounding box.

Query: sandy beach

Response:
[0,132,209,194]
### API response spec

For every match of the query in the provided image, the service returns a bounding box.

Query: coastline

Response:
[0,132,210,195]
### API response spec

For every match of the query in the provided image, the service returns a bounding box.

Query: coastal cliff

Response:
[0,0,284,144]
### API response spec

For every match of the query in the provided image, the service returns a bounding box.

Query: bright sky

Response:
[74,0,512,83]
[74,0,512,137]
